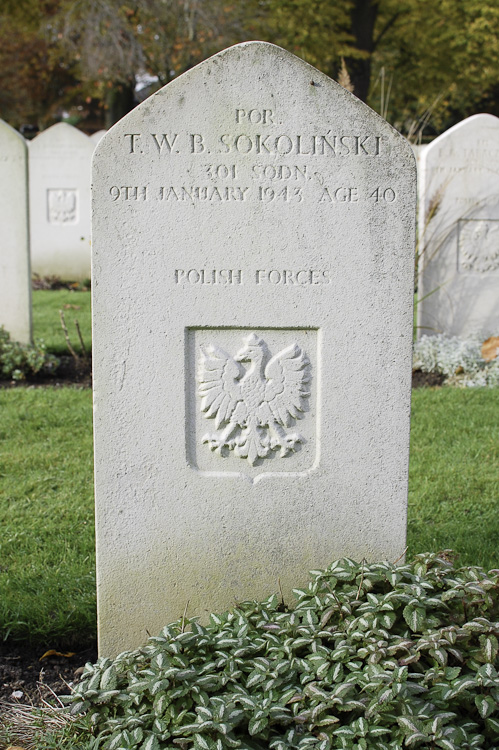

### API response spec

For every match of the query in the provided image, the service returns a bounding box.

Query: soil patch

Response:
[0,355,92,389]
[411,369,445,388]
[1,360,442,390]
[0,642,97,707]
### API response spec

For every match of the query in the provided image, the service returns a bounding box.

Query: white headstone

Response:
[29,123,94,280]
[417,114,499,337]
[92,42,416,656]
[90,130,107,145]
[0,120,31,344]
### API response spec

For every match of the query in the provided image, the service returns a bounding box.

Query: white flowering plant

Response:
[413,335,499,388]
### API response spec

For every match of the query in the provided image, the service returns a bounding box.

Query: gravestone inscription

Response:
[92,42,416,656]
[418,114,499,337]
[29,123,94,280]
[0,120,31,344]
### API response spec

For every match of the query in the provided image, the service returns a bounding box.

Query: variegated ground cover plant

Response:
[413,335,499,387]
[0,325,58,380]
[66,553,499,750]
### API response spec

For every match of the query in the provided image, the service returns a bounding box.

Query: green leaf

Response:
[369,727,391,736]
[379,611,397,629]
[478,663,497,680]
[132,727,144,743]
[436,740,457,750]
[246,670,265,688]
[405,731,428,746]
[95,689,120,703]
[355,717,368,736]
[108,733,126,750]
[248,715,269,735]
[100,665,118,690]
[431,647,448,666]
[151,678,170,695]
[86,672,102,692]
[475,694,496,719]
[153,693,169,715]
[193,733,213,750]
[486,716,499,735]
[333,726,355,738]
[398,717,421,733]
[403,604,426,632]
[479,634,498,662]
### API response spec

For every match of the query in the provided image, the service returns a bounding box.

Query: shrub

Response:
[0,326,59,381]
[65,553,499,750]
[413,335,499,387]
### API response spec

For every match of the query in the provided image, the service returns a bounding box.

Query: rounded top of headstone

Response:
[425,113,499,156]
[90,129,107,144]
[30,121,92,149]
[0,118,26,144]
[96,41,414,166]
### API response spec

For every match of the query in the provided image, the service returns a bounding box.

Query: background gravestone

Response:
[92,42,416,657]
[0,119,31,344]
[29,123,94,281]
[418,114,499,337]
[90,130,107,145]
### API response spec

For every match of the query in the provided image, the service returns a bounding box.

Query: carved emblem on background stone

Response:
[459,219,499,272]
[197,333,311,466]
[47,188,78,225]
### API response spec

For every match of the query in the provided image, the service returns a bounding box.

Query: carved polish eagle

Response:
[198,333,311,466]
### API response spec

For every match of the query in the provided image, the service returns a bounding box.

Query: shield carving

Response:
[47,188,78,225]
[459,219,499,273]
[188,328,318,483]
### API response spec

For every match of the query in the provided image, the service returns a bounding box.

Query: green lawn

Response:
[407,388,499,568]
[0,388,95,648]
[32,289,92,356]
[0,383,497,648]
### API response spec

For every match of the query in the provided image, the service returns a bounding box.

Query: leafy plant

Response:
[32,273,91,291]
[62,553,498,750]
[413,334,499,388]
[0,325,59,380]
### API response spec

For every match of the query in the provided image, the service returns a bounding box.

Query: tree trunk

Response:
[105,79,136,128]
[344,0,379,102]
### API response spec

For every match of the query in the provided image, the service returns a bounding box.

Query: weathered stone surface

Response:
[29,123,93,280]
[417,114,499,337]
[92,42,416,656]
[0,120,31,344]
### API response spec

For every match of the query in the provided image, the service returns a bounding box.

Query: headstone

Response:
[90,130,107,145]
[417,114,499,337]
[29,123,94,280]
[411,143,426,175]
[92,41,416,656]
[0,120,31,344]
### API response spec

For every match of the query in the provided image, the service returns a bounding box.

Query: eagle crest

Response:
[198,333,311,466]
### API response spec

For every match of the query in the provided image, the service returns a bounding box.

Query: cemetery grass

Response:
[32,289,91,357]
[0,386,497,651]
[408,387,499,569]
[0,388,95,651]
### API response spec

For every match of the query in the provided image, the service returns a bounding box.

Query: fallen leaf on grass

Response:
[63,304,81,310]
[39,649,75,661]
[481,335,499,362]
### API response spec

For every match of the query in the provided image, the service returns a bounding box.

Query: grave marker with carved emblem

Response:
[92,42,416,656]
[29,123,94,280]
[418,114,499,337]
[0,119,31,344]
